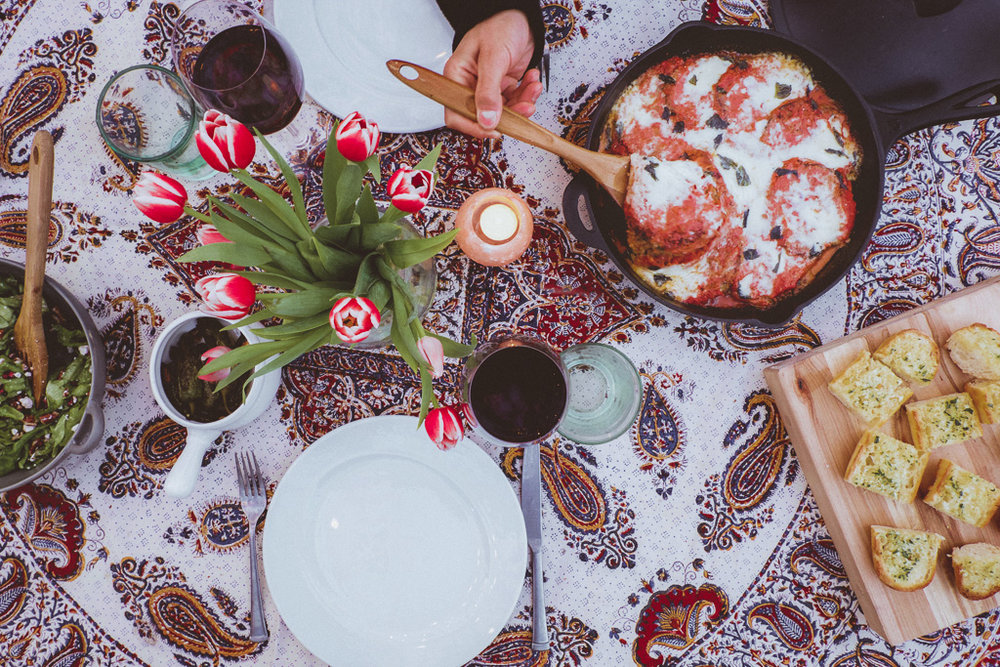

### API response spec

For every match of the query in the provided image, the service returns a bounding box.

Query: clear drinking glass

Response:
[556,343,642,445]
[96,64,215,180]
[170,0,304,135]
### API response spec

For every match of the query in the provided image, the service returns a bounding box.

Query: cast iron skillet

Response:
[0,257,106,491]
[563,21,1000,326]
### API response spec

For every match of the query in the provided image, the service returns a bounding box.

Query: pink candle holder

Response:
[454,188,533,267]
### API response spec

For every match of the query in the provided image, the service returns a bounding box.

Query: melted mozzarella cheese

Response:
[628,154,710,215]
[676,55,732,124]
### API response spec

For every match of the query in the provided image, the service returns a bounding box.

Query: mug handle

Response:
[65,402,105,455]
[163,428,220,498]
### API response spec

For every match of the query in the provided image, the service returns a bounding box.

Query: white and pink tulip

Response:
[335,111,380,162]
[387,166,434,213]
[132,171,188,224]
[425,405,463,450]
[196,109,256,172]
[197,346,232,381]
[194,273,256,319]
[329,296,381,343]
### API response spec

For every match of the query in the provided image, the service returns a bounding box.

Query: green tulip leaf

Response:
[265,287,344,318]
[357,184,380,225]
[225,194,300,244]
[383,229,457,269]
[230,270,314,291]
[247,326,331,380]
[263,245,318,283]
[250,312,331,340]
[232,170,309,239]
[360,222,403,251]
[177,242,271,267]
[256,130,308,227]
[367,279,391,311]
[333,163,362,226]
[424,331,475,358]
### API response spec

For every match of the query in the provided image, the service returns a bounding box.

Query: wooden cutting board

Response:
[764,275,1000,645]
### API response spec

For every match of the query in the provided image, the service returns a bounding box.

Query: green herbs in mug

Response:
[0,276,92,475]
[160,318,251,423]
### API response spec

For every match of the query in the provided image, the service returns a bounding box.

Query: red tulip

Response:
[329,296,381,343]
[194,273,256,319]
[417,336,444,377]
[425,405,463,450]
[197,346,232,381]
[132,171,188,224]
[196,223,230,245]
[196,109,256,172]
[387,166,434,213]
[335,111,380,162]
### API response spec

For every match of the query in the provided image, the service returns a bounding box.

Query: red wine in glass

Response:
[171,0,303,135]
[189,24,302,135]
[466,339,568,445]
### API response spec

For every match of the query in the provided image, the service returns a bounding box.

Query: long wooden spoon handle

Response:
[386,59,598,165]
[25,131,54,303]
[386,59,629,205]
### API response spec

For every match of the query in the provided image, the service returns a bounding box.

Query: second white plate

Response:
[274,0,454,133]
[262,415,526,666]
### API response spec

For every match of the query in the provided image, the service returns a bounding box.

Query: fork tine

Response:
[235,453,246,495]
[251,452,263,496]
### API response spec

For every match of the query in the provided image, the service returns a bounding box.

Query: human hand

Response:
[442,9,543,139]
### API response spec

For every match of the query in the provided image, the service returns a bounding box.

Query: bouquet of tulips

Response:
[133,110,470,448]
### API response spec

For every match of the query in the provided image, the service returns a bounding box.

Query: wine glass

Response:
[170,0,304,135]
[462,335,569,447]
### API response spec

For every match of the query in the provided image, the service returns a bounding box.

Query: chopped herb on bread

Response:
[947,323,1000,380]
[873,329,939,385]
[828,350,913,426]
[952,543,1000,600]
[870,525,943,591]
[905,392,982,451]
[966,379,1000,425]
[923,460,1000,527]
[844,430,927,503]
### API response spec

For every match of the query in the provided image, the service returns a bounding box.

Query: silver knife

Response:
[521,443,548,652]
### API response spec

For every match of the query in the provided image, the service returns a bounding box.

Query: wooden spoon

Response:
[387,59,629,206]
[13,130,54,403]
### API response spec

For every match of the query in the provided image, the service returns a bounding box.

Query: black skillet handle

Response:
[562,174,612,252]
[871,78,1000,148]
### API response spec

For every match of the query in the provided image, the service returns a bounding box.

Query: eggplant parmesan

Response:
[602,49,862,309]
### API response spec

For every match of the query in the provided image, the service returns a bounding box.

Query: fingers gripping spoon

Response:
[14,131,54,403]
[386,59,630,206]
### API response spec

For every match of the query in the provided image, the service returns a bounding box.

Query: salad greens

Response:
[0,275,91,476]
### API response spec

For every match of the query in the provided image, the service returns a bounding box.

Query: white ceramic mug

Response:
[149,312,280,498]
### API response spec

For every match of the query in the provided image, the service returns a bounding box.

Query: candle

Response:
[454,188,533,267]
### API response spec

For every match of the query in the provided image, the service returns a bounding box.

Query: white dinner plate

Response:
[262,415,527,666]
[274,0,454,133]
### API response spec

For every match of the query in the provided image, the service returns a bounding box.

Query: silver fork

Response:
[235,452,269,643]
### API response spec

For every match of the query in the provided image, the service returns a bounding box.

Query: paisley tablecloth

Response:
[3,0,1000,665]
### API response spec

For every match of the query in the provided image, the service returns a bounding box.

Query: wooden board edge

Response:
[764,363,917,646]
[765,275,1000,373]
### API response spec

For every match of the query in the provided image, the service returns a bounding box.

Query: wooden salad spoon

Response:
[13,130,54,403]
[386,59,629,206]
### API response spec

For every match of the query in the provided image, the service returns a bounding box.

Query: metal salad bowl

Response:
[0,257,105,492]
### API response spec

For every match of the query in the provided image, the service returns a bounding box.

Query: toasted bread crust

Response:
[829,350,913,426]
[947,323,1000,380]
[843,430,927,503]
[873,329,940,385]
[952,543,1000,600]
[966,379,1000,425]
[871,525,943,592]
[905,392,982,451]
[923,460,1000,528]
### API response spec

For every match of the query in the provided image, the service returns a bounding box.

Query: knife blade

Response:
[521,444,548,652]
